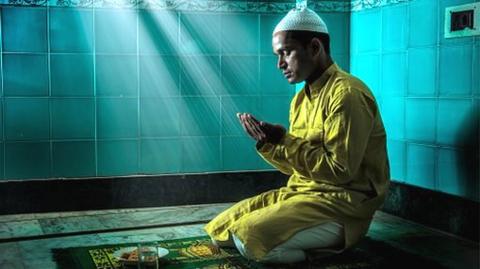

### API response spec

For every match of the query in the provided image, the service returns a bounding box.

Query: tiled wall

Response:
[350,0,479,201]
[0,1,350,179]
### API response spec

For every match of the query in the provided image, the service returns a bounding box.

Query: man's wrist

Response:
[269,129,286,145]
[256,140,266,150]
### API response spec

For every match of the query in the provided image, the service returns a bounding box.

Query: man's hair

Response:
[286,30,330,55]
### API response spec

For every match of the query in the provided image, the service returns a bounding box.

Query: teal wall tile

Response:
[0,100,3,141]
[0,143,3,180]
[140,55,180,97]
[221,13,259,54]
[439,0,475,46]
[5,142,50,179]
[139,10,179,55]
[380,97,404,140]
[51,54,94,96]
[405,98,436,142]
[97,98,138,139]
[97,140,138,176]
[296,81,305,94]
[387,139,405,182]
[260,14,283,54]
[222,96,259,136]
[5,98,49,141]
[437,99,474,147]
[180,55,221,96]
[473,44,479,97]
[333,54,349,72]
[181,97,221,136]
[3,54,48,96]
[49,8,93,53]
[437,147,479,201]
[222,136,261,171]
[408,0,437,47]
[382,4,407,52]
[2,7,47,53]
[439,45,472,97]
[382,52,406,97]
[407,47,436,96]
[182,136,220,172]
[179,13,221,55]
[52,141,95,178]
[258,156,275,170]
[319,12,349,55]
[5,0,474,184]
[140,98,181,137]
[96,55,138,97]
[259,56,294,96]
[222,56,258,95]
[95,9,137,54]
[140,138,181,174]
[259,95,291,128]
[350,9,381,53]
[406,143,435,189]
[350,0,479,200]
[51,98,95,139]
[350,53,380,96]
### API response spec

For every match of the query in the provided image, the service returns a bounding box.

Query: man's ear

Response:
[310,37,325,58]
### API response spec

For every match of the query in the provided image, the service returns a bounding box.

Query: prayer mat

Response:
[53,235,448,269]
[53,236,264,269]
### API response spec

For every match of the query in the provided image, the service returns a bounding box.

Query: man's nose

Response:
[277,57,286,69]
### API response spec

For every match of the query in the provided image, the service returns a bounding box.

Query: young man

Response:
[204,7,390,264]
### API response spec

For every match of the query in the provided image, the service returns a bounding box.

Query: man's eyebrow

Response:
[273,46,292,55]
[279,45,293,50]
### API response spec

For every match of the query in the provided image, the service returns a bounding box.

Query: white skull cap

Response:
[273,6,328,35]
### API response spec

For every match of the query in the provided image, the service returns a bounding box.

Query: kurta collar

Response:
[305,63,338,98]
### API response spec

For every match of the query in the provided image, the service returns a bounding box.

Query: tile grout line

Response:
[93,6,98,177]
[136,3,141,175]
[0,203,233,223]
[0,9,4,180]
[0,219,210,244]
[47,6,53,179]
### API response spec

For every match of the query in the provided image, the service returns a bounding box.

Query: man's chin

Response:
[287,77,300,84]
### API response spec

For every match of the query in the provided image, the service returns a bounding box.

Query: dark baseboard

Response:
[0,171,288,215]
[0,172,477,242]
[382,181,479,242]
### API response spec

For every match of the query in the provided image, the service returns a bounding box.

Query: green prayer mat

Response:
[53,236,264,269]
[53,235,448,269]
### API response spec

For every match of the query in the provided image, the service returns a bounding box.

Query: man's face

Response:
[272,32,315,84]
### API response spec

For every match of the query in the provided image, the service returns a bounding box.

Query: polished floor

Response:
[0,203,478,269]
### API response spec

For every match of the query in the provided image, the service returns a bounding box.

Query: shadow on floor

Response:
[264,236,449,269]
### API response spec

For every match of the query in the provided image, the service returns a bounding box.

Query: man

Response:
[204,7,390,264]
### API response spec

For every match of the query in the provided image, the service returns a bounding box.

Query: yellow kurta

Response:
[204,63,390,261]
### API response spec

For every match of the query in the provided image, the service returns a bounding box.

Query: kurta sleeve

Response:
[257,87,376,185]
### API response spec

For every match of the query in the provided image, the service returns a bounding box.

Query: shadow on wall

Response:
[455,106,479,201]
[139,10,177,58]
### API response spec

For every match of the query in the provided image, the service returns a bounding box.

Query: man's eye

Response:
[285,50,291,56]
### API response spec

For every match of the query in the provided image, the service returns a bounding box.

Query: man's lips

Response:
[283,71,292,77]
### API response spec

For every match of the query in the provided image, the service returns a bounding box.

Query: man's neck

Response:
[305,58,333,86]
